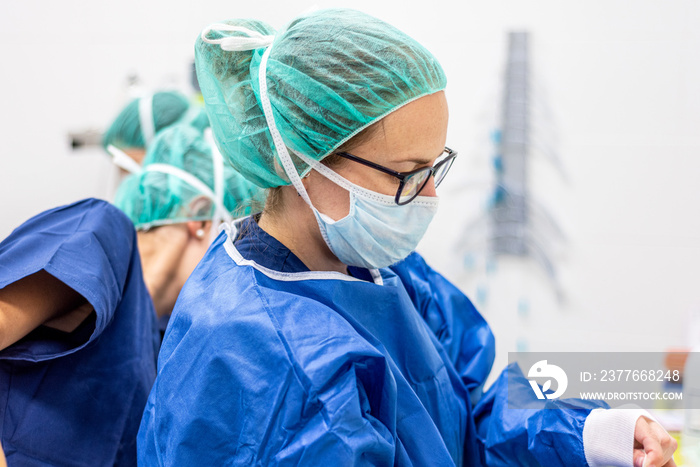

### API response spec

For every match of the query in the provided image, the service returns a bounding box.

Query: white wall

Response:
[1,0,698,382]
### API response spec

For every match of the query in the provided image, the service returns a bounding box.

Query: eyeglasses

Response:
[335,147,457,205]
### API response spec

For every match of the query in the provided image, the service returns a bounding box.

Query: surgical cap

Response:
[114,123,266,230]
[103,91,209,150]
[195,8,447,188]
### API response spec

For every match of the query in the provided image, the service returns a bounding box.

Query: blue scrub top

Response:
[0,199,159,466]
[139,216,604,466]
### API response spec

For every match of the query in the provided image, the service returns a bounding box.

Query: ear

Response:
[301,169,320,193]
[185,220,212,241]
[188,196,213,218]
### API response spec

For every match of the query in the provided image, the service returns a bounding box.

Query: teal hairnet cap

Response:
[114,123,266,230]
[103,91,208,150]
[195,8,447,188]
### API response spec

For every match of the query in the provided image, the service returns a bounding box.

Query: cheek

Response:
[335,162,399,198]
[307,174,351,221]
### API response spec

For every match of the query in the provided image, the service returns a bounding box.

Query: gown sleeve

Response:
[472,363,608,466]
[391,252,609,466]
[0,198,137,362]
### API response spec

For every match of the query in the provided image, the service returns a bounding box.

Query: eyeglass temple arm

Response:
[335,152,407,180]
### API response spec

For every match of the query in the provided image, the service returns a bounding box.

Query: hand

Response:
[633,416,677,467]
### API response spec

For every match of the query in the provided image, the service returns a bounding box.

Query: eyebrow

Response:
[404,149,447,166]
[405,157,433,165]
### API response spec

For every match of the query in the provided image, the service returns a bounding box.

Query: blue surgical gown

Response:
[138,216,606,466]
[0,199,159,466]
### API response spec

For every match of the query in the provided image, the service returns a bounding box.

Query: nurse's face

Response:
[305,91,449,221]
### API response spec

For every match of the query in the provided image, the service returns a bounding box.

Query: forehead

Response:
[361,92,449,164]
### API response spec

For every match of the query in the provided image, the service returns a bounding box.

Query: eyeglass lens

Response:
[397,151,455,204]
[433,155,455,188]
[398,168,432,204]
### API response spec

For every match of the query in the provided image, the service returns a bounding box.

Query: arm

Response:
[0,270,91,350]
[390,252,495,393]
[392,255,619,465]
[393,254,678,466]
[473,363,608,466]
[141,349,396,466]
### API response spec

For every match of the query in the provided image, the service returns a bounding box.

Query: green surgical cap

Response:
[195,8,447,188]
[114,123,266,230]
[102,91,209,150]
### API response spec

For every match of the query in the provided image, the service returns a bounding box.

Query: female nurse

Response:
[0,123,263,465]
[138,9,677,467]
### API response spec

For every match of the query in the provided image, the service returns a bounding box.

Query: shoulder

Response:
[1,199,136,268]
[164,241,384,390]
[0,198,138,287]
[3,198,139,300]
[147,241,392,463]
[0,199,150,361]
[389,251,432,285]
[6,198,133,239]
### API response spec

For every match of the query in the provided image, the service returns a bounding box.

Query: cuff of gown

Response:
[582,406,653,467]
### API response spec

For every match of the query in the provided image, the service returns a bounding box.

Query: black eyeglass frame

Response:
[335,147,457,205]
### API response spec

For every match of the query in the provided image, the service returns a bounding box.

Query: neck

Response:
[137,226,189,318]
[257,186,348,274]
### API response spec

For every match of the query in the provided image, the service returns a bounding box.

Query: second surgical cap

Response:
[103,91,209,150]
[114,123,266,230]
[195,8,447,188]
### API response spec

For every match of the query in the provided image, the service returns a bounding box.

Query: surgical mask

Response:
[294,150,439,269]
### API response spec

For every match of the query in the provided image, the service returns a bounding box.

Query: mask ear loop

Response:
[291,149,399,207]
[109,139,229,222]
[204,128,233,242]
[258,46,342,250]
[258,49,313,206]
[107,144,143,174]
[135,163,232,239]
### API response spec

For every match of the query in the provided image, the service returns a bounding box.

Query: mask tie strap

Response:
[138,95,156,147]
[201,24,275,51]
[205,129,234,240]
[258,47,314,209]
[143,163,232,227]
[107,144,143,174]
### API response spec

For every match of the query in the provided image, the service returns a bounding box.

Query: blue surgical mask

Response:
[314,189,439,269]
[296,150,440,269]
